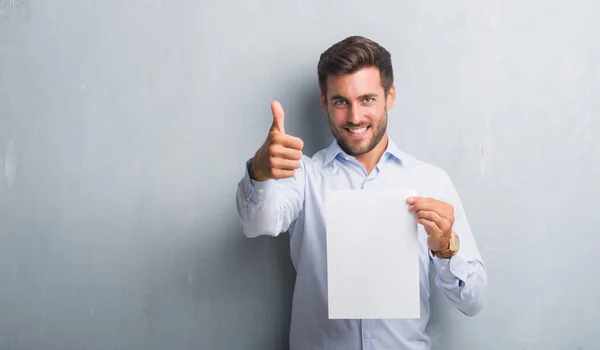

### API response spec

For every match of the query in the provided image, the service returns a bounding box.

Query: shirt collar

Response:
[323,135,404,167]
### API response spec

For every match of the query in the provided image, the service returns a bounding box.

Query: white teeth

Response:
[349,127,367,134]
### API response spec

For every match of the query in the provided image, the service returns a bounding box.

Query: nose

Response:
[347,102,361,125]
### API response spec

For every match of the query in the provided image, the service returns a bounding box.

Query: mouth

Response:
[345,126,370,138]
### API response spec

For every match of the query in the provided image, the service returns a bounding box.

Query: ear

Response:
[320,91,328,111]
[386,84,396,110]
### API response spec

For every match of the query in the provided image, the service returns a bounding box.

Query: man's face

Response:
[321,66,395,157]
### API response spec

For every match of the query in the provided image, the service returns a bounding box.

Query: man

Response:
[235,35,487,350]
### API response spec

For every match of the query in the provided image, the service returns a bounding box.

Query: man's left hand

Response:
[407,197,455,252]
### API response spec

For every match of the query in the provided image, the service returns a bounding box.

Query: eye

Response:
[363,97,374,103]
[333,100,347,106]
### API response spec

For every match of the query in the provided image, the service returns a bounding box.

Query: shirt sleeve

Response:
[235,157,306,238]
[430,170,487,317]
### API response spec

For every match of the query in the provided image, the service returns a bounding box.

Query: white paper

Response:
[325,188,420,319]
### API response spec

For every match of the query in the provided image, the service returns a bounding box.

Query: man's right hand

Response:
[250,101,304,181]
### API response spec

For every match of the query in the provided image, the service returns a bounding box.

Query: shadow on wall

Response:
[195,77,334,349]
[425,265,481,349]
[276,73,333,158]
[233,227,296,349]
[163,212,297,349]
[425,269,455,349]
[298,80,333,157]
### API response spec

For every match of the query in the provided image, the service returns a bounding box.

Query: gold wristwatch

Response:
[432,231,460,259]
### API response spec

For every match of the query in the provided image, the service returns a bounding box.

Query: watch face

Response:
[453,233,460,250]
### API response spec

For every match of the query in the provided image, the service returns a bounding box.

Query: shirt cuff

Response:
[430,250,470,283]
[242,158,276,203]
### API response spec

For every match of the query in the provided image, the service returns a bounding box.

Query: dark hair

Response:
[317,35,394,100]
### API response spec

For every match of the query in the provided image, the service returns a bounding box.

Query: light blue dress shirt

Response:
[236,137,487,350]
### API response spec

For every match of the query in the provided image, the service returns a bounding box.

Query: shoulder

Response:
[398,149,451,181]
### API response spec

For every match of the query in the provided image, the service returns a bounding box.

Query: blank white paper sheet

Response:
[325,188,420,319]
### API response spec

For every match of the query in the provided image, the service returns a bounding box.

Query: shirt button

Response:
[441,266,446,271]
[366,332,372,339]
[345,156,350,160]
[257,188,263,193]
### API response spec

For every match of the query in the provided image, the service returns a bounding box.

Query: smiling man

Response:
[236,35,487,350]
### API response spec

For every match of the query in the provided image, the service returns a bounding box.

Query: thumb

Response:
[270,101,285,134]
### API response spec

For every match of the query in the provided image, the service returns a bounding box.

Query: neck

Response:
[355,133,388,175]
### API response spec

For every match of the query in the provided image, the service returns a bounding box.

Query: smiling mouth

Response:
[345,126,370,137]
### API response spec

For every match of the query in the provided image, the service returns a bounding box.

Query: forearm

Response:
[235,158,304,238]
[431,252,487,316]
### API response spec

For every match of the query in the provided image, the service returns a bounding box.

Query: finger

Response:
[415,210,453,233]
[414,210,442,222]
[271,158,301,170]
[407,196,435,206]
[415,210,445,228]
[408,202,429,212]
[270,101,285,134]
[409,201,441,213]
[409,199,453,218]
[270,168,295,179]
[418,218,444,236]
[272,133,304,151]
[270,145,303,161]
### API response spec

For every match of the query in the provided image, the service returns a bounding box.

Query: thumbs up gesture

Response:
[250,101,304,181]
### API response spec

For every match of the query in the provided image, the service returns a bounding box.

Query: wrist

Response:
[249,159,269,182]
[433,239,450,252]
[431,231,460,259]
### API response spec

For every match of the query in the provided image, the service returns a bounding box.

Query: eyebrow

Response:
[330,93,379,101]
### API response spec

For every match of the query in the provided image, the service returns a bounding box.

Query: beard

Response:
[328,108,388,157]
